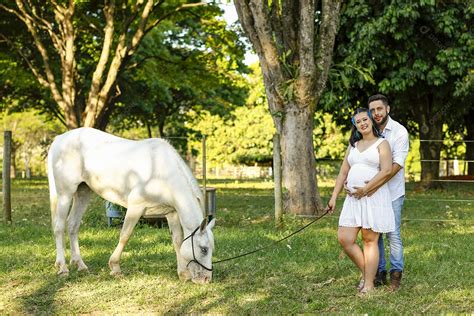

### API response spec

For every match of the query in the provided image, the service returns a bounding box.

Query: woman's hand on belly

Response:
[351,185,368,199]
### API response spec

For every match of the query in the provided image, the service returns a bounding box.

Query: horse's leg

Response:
[68,183,92,272]
[53,193,73,276]
[108,203,144,276]
[166,212,191,281]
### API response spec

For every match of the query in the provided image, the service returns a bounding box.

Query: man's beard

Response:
[377,114,389,127]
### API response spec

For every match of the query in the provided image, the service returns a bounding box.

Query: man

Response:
[350,94,409,290]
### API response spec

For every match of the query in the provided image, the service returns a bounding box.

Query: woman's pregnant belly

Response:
[346,164,378,193]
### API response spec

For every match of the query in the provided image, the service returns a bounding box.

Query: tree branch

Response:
[234,0,264,56]
[298,0,316,78]
[295,0,316,107]
[234,0,285,125]
[0,4,24,22]
[128,0,156,56]
[59,0,76,109]
[143,2,206,38]
[280,0,298,61]
[314,0,342,104]
[26,1,64,54]
[0,33,49,88]
[14,0,66,112]
[85,0,115,115]
[83,0,156,127]
[247,1,282,79]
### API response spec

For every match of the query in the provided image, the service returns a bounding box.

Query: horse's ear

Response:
[207,218,215,230]
[199,218,207,232]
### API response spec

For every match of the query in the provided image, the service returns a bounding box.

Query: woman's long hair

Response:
[349,108,382,147]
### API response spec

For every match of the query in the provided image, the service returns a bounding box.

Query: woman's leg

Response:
[361,229,380,289]
[338,227,364,275]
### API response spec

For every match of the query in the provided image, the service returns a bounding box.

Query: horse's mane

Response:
[175,151,205,214]
[154,138,205,215]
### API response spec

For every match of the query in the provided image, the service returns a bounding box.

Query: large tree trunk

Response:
[417,95,443,189]
[235,0,341,215]
[465,109,474,176]
[280,105,322,214]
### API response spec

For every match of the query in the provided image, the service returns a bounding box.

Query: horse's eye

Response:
[200,247,208,255]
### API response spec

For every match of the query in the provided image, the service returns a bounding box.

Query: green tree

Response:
[0,0,213,129]
[324,0,473,188]
[111,12,248,138]
[234,0,342,215]
[190,63,275,167]
[1,110,64,177]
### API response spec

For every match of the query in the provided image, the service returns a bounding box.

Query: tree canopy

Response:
[0,0,247,130]
[321,0,473,186]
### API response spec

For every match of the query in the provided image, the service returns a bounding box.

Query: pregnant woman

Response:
[328,108,395,295]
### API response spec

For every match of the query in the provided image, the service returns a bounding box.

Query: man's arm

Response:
[365,163,401,196]
[366,128,409,197]
[353,128,409,198]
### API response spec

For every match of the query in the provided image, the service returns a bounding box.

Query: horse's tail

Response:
[47,138,58,226]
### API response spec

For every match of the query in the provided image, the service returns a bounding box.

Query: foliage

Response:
[0,178,472,313]
[189,64,274,166]
[314,113,349,160]
[0,110,64,176]
[319,0,473,185]
[321,0,473,124]
[0,1,247,129]
[110,8,248,137]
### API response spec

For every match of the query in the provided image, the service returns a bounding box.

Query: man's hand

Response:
[344,180,352,196]
[352,186,368,199]
[364,180,379,197]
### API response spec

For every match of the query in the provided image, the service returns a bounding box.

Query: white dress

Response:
[339,138,395,233]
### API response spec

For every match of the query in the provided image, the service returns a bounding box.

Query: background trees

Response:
[111,15,248,138]
[0,110,63,177]
[1,1,471,193]
[322,0,473,188]
[1,0,243,130]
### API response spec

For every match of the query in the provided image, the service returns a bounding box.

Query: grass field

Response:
[0,178,473,314]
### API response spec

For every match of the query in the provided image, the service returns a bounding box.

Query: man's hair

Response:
[368,94,389,107]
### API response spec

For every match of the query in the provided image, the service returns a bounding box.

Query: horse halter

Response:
[182,225,213,272]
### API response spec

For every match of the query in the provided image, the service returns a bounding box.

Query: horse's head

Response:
[180,218,215,284]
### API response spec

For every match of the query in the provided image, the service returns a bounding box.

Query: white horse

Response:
[47,127,215,283]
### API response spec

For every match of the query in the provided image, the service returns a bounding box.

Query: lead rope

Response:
[213,208,330,265]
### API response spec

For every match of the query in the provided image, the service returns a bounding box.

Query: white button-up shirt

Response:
[381,116,409,201]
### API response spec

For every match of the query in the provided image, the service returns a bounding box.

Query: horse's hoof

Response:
[57,270,69,277]
[78,267,89,273]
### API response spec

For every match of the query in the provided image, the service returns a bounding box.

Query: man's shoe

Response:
[390,270,402,291]
[374,270,387,287]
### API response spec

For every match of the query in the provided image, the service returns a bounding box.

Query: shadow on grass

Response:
[19,274,70,314]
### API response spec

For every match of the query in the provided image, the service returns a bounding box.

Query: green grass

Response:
[0,178,473,314]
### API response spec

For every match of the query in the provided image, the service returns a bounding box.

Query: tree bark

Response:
[235,0,341,215]
[417,95,443,189]
[280,105,322,214]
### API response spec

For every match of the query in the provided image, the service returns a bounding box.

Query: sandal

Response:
[357,287,375,297]
[356,279,365,291]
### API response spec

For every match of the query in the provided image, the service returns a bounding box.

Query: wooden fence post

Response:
[3,131,12,223]
[202,135,207,217]
[273,133,283,227]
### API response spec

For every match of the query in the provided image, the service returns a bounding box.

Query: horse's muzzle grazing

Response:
[192,273,212,284]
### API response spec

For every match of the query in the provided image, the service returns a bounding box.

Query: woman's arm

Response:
[328,146,351,212]
[352,140,392,199]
